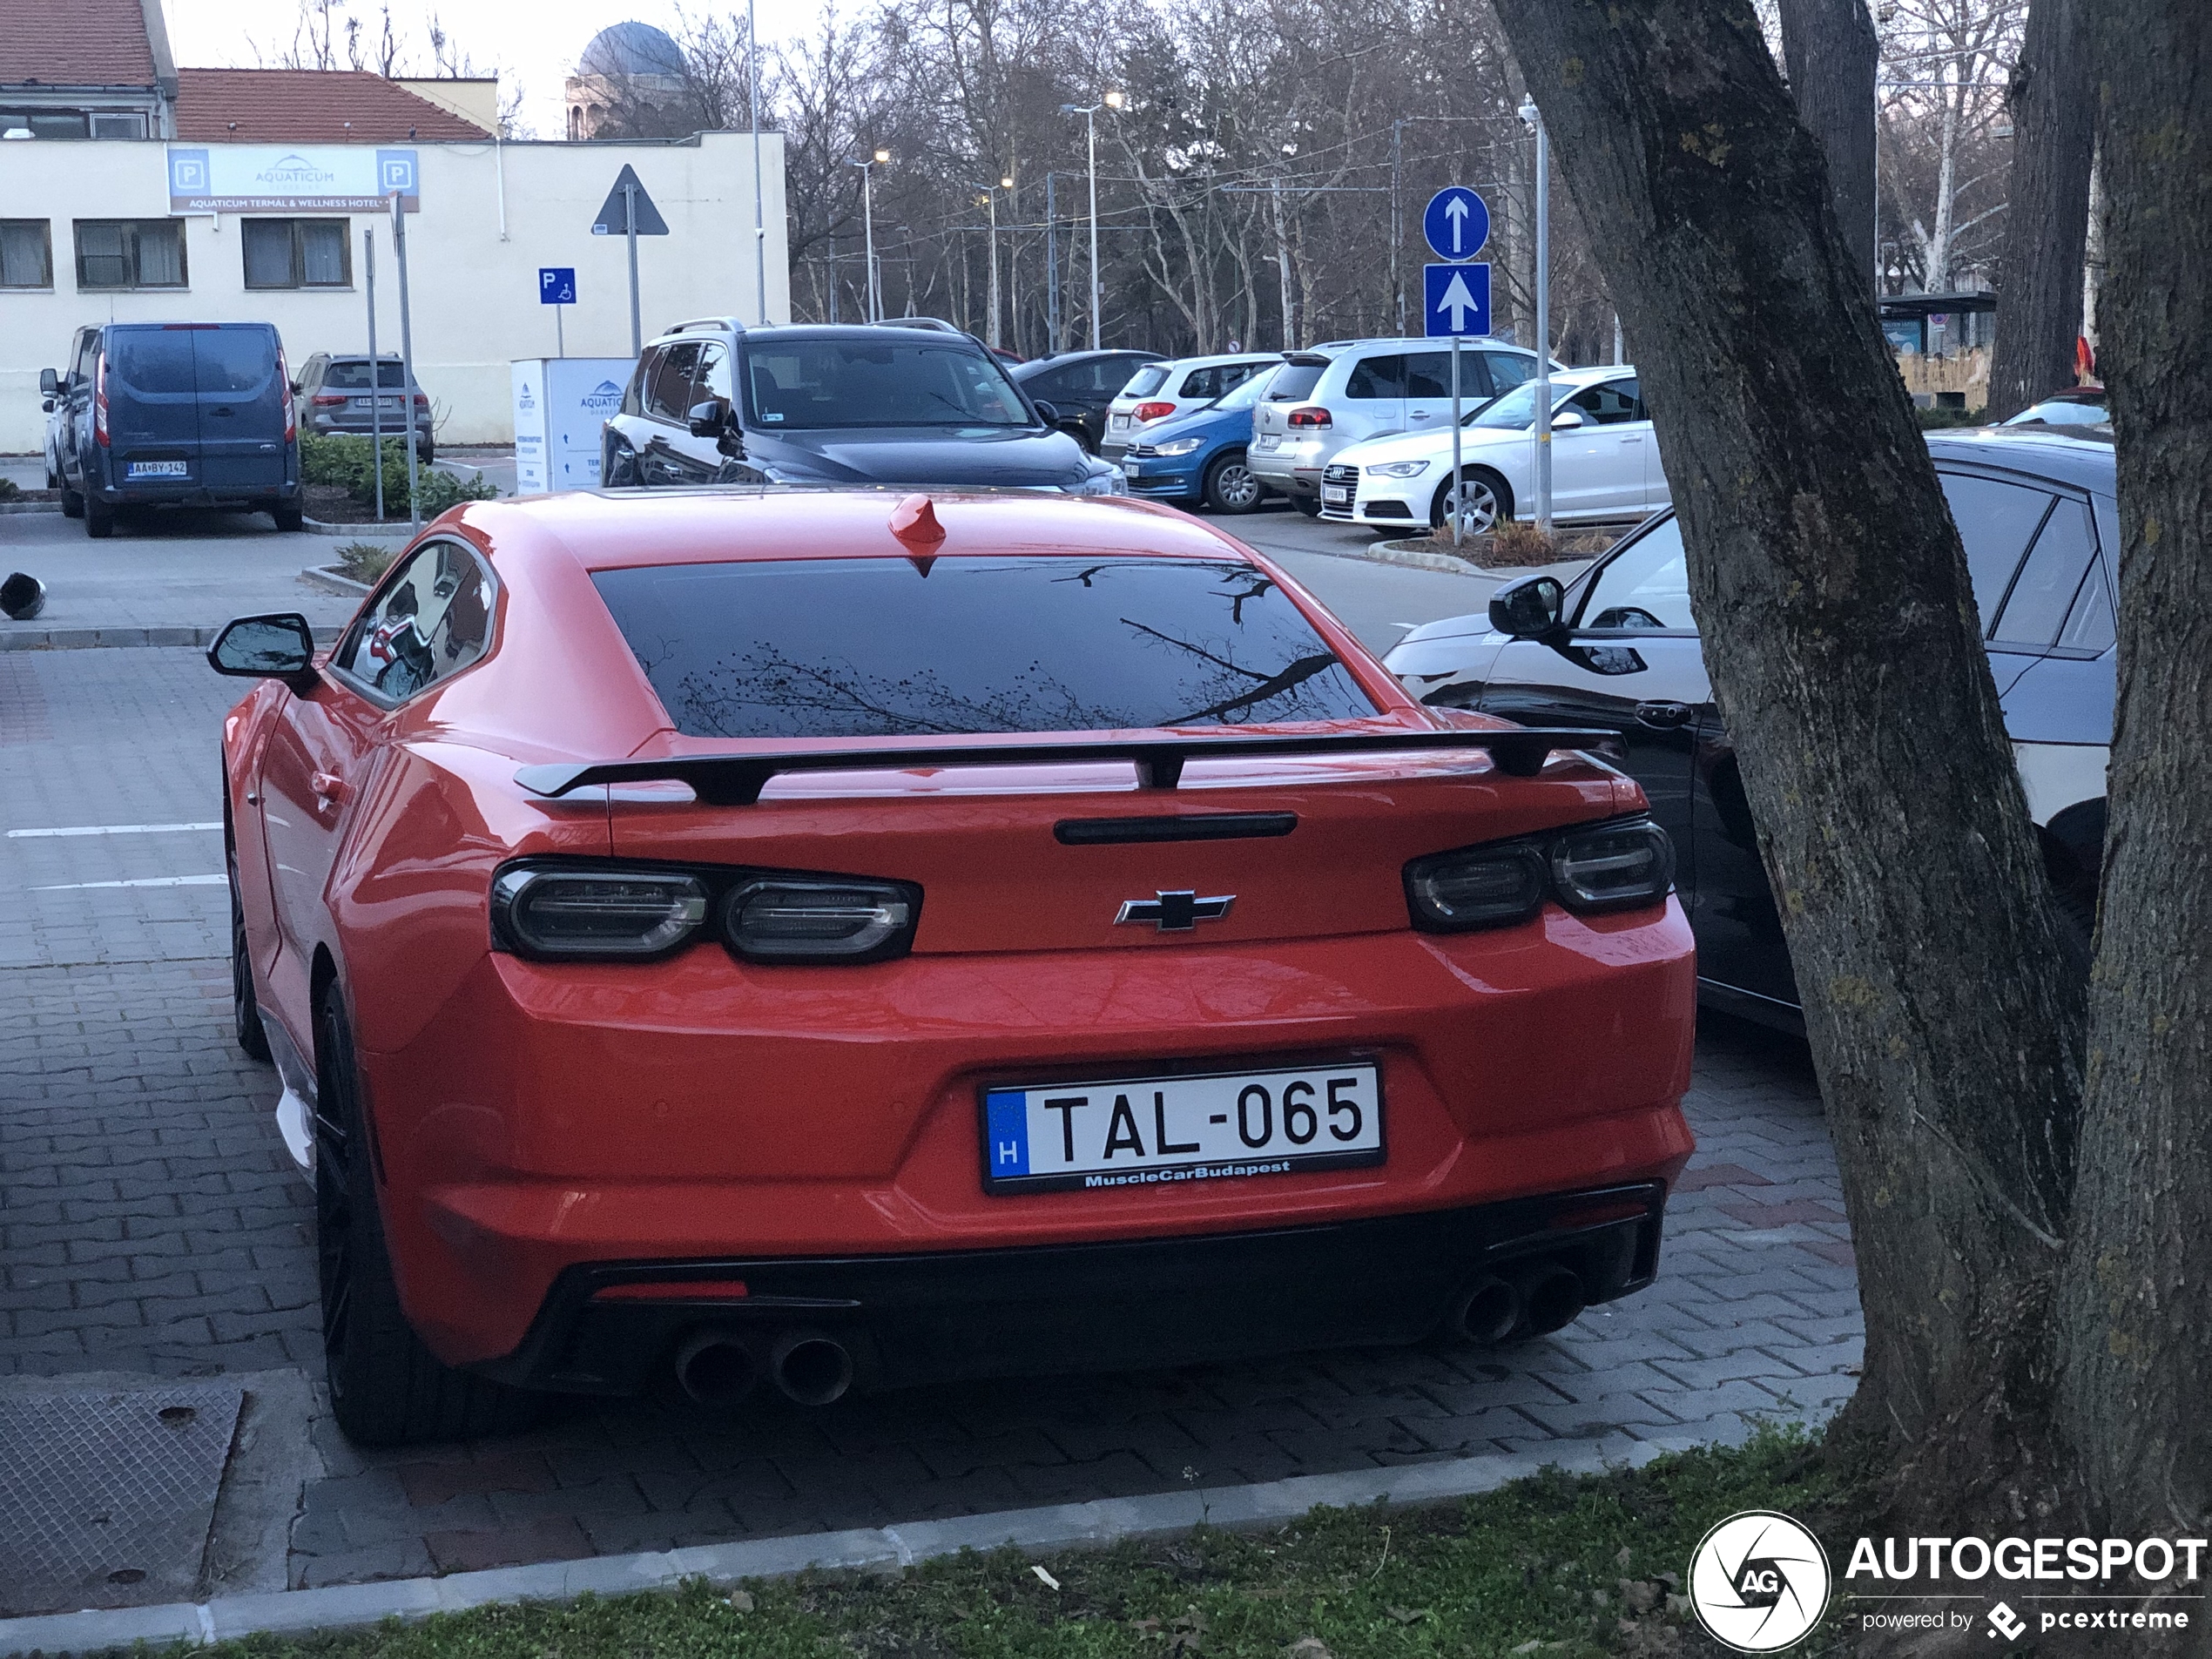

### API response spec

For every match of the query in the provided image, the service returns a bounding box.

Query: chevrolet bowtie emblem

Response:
[1116,890,1235,932]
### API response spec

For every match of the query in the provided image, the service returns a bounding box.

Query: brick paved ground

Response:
[1,645,1861,1595]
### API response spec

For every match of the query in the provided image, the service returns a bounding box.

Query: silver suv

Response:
[1248,339,1546,516]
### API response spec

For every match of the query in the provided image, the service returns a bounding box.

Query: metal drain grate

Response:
[0,1382,244,1616]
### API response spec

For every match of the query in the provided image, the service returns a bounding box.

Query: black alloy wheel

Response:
[314,985,538,1446]
[1204,451,1265,515]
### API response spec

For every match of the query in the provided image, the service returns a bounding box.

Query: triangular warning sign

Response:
[591,165,670,236]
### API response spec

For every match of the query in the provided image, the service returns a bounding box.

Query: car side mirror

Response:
[1551,408,1585,430]
[687,399,728,438]
[207,612,320,692]
[1488,573,1568,641]
[289,379,303,396]
[1032,399,1061,426]
[38,368,58,397]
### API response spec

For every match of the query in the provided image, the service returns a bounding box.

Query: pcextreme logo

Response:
[1689,1511,1833,1652]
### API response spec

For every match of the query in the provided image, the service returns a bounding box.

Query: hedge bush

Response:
[300,434,498,517]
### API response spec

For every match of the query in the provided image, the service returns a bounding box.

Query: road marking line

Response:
[33,874,228,890]
[7,822,223,839]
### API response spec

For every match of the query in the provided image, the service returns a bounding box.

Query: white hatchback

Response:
[1322,367,1667,533]
[1101,353,1283,462]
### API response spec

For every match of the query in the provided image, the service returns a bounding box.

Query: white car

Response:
[1101,352,1282,462]
[1320,366,1667,534]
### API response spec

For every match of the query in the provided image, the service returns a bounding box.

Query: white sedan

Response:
[1319,366,1668,533]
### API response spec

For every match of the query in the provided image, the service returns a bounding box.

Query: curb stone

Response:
[0,1436,1696,1655]
[0,623,345,651]
[300,565,374,598]
[304,516,414,537]
[0,500,62,516]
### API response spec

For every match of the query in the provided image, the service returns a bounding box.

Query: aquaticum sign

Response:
[167,146,421,213]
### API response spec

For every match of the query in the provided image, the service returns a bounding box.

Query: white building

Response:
[0,1,786,455]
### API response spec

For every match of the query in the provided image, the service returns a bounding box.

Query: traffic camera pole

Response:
[389,192,421,535]
[365,227,384,523]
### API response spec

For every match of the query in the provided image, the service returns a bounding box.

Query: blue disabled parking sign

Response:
[538,266,577,305]
[1424,262,1493,338]
[1423,186,1490,261]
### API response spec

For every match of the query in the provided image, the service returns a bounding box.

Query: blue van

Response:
[42,322,304,537]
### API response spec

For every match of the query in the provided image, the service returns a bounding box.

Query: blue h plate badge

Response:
[985,1089,1032,1179]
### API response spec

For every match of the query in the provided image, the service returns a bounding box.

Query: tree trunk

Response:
[2051,0,2212,1535]
[1777,0,1878,285]
[1985,0,2095,421]
[1487,0,2086,1487]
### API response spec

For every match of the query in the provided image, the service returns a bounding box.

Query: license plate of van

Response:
[127,461,188,478]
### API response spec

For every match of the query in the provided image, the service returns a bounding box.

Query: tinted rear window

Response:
[1265,362,1326,400]
[324,361,408,389]
[591,556,1379,739]
[110,330,195,391]
[193,328,276,394]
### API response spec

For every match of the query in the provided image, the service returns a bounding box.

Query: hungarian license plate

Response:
[365,395,402,411]
[981,1061,1383,1194]
[1255,433,1281,451]
[1323,485,1352,504]
[127,460,189,478]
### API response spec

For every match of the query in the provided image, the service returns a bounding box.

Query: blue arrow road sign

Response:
[539,266,577,305]
[1422,186,1491,261]
[1425,262,1493,337]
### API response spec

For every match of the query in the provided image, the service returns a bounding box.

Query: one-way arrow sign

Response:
[592,165,669,236]
[1424,261,1493,337]
[1422,186,1491,261]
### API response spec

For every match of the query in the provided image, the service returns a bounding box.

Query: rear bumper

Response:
[97,480,299,508]
[308,415,431,448]
[473,1181,1669,1395]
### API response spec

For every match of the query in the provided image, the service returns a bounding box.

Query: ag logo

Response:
[1689,1511,1831,1652]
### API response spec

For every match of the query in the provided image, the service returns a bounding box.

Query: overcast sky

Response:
[165,0,826,140]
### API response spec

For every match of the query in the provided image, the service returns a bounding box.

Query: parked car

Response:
[1008,348,1165,451]
[877,315,1021,365]
[43,321,303,536]
[292,353,434,461]
[1100,352,1283,462]
[1119,363,1284,514]
[1251,338,1547,516]
[601,320,1122,494]
[2000,384,2108,434]
[1325,367,1666,533]
[208,486,1696,1446]
[1383,428,2117,1029]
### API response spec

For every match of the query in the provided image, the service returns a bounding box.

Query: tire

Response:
[1291,495,1323,519]
[1431,468,1512,536]
[1203,450,1264,515]
[271,504,306,533]
[60,484,84,519]
[315,985,540,1446]
[84,495,115,538]
[229,852,271,1062]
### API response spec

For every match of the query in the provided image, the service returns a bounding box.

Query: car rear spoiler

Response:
[514,727,1616,807]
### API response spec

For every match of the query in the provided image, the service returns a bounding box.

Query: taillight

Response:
[1404,816,1674,933]
[94,354,109,447]
[1134,401,1177,422]
[491,867,709,959]
[278,349,295,442]
[490,860,921,965]
[312,394,346,407]
[414,392,429,407]
[724,878,917,963]
[1286,405,1332,428]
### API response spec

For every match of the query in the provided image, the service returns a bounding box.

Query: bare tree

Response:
[1778,0,1879,281]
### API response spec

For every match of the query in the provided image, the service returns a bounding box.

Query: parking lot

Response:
[0,495,1857,1609]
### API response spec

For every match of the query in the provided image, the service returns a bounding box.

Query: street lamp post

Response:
[847,149,890,321]
[1061,91,1123,350]
[748,0,766,325]
[982,174,1013,348]
[1519,94,1553,530]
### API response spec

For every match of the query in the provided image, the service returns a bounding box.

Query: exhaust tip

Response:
[770,1330,854,1406]
[674,1331,758,1406]
[1508,1261,1587,1337]
[1454,1276,1521,1345]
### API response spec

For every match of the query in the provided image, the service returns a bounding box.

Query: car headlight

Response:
[491,860,922,964]
[1071,466,1128,496]
[1367,459,1431,478]
[1404,815,1674,932]
[1150,437,1204,457]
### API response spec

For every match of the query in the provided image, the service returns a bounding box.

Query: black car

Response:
[1008,349,1164,452]
[42,321,303,536]
[601,320,1123,495]
[1383,430,2119,1030]
[293,352,433,461]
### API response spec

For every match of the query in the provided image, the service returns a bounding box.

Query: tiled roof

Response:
[0,0,157,88]
[174,68,492,142]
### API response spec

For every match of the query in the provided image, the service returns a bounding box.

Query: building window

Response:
[242,219,351,290]
[0,110,88,139]
[90,111,149,139]
[0,220,52,288]
[74,219,186,288]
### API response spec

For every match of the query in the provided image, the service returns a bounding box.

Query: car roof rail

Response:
[667,317,747,335]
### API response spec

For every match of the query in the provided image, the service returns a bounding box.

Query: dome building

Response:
[565,22,687,139]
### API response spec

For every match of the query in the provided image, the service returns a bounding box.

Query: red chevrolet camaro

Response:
[210,488,1696,1447]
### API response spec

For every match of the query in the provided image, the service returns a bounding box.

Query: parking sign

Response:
[539,267,577,306]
